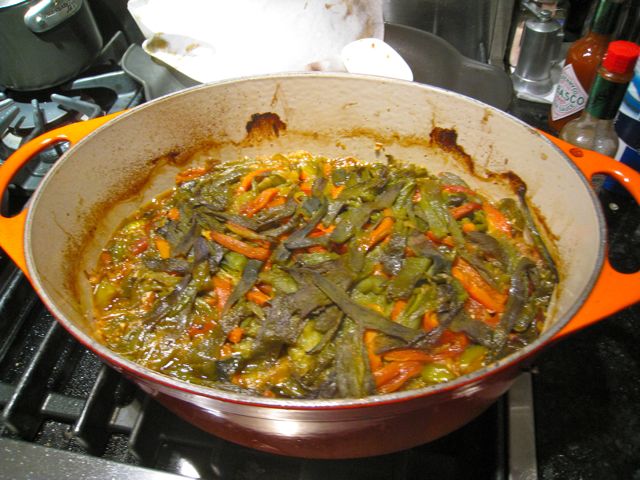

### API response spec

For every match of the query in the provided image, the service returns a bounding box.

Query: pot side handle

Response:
[0,113,123,281]
[540,132,640,339]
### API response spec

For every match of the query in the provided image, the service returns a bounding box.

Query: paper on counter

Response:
[127,0,410,83]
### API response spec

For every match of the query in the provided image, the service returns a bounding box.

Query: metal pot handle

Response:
[540,132,640,339]
[0,113,121,282]
[24,0,83,33]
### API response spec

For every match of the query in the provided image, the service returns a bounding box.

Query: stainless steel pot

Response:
[0,74,638,458]
[0,0,103,91]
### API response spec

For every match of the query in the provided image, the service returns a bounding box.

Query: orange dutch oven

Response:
[0,74,638,458]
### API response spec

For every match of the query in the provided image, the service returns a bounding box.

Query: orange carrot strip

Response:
[175,166,209,183]
[241,187,280,217]
[307,246,328,254]
[228,326,244,344]
[450,202,482,220]
[167,207,180,220]
[426,231,455,248]
[246,288,270,306]
[383,349,434,363]
[207,231,271,260]
[322,162,333,177]
[238,168,271,192]
[364,330,383,371]
[309,224,335,238]
[483,202,512,237]
[213,276,233,312]
[422,311,439,332]
[365,217,394,250]
[300,182,313,195]
[154,237,171,259]
[330,184,344,199]
[462,222,476,233]
[265,196,287,208]
[451,258,507,313]
[373,361,423,393]
[391,300,407,322]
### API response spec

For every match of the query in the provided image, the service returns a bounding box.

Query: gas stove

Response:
[1,12,639,480]
[0,31,143,199]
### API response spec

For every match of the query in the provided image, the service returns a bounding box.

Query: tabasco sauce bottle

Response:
[548,0,625,133]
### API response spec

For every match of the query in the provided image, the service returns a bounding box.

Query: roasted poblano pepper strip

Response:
[335,317,374,398]
[388,257,431,299]
[223,259,263,314]
[308,271,424,345]
[416,179,450,238]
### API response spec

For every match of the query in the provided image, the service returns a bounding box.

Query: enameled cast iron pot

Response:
[0,74,639,458]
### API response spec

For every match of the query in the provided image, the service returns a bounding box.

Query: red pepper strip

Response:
[451,258,507,313]
[207,231,271,261]
[435,330,470,355]
[188,320,216,337]
[130,238,149,255]
[483,202,512,237]
[450,202,482,220]
[465,297,500,327]
[240,187,279,217]
[373,361,423,393]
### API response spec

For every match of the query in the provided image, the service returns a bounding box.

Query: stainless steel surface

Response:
[383,0,515,64]
[122,24,513,110]
[0,0,102,91]
[385,23,513,109]
[512,9,562,96]
[508,372,538,480]
[121,44,199,101]
[0,438,188,480]
[23,0,82,33]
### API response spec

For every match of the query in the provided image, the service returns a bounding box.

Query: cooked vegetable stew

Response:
[90,152,557,398]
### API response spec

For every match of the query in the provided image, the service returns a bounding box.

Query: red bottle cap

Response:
[602,41,640,74]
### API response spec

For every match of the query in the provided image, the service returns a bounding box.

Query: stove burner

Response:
[0,70,143,195]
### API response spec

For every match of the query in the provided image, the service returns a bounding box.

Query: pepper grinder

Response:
[512,5,563,97]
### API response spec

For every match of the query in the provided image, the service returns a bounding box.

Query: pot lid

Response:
[0,0,29,9]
